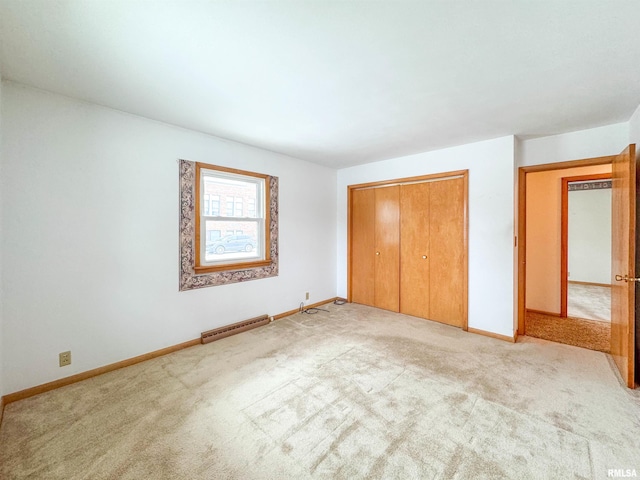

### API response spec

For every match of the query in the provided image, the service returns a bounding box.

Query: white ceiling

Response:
[1,1,640,168]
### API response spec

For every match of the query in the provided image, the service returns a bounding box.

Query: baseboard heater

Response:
[201,314,270,344]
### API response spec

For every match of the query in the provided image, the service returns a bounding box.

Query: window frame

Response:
[194,162,272,274]
[179,159,278,292]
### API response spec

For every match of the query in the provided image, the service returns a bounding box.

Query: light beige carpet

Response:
[568,282,611,322]
[1,303,639,479]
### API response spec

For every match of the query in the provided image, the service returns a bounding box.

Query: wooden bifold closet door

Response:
[351,188,376,307]
[399,182,431,319]
[351,186,400,311]
[349,173,467,328]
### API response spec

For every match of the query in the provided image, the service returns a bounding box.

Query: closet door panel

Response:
[400,183,431,318]
[429,177,465,327]
[374,186,400,312]
[351,188,375,305]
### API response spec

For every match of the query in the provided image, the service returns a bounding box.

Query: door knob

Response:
[615,274,640,282]
[375,251,380,256]
[422,255,427,259]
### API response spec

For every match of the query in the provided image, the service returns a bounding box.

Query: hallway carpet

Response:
[568,282,611,322]
[1,303,639,479]
[525,310,611,353]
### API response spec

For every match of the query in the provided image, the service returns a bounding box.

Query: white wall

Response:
[0,75,4,398]
[568,188,611,284]
[519,123,629,168]
[337,136,516,338]
[0,82,337,394]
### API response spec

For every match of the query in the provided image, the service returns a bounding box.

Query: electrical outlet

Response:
[59,351,71,367]
[305,292,310,301]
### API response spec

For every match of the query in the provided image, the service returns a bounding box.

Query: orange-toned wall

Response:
[525,164,611,314]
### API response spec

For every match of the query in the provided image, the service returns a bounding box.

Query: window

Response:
[248,198,256,218]
[211,195,220,216]
[224,196,243,216]
[196,163,272,273]
[207,230,221,242]
[179,159,278,290]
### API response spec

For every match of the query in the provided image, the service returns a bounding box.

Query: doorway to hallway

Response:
[520,160,613,352]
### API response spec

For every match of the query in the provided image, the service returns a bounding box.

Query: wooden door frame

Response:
[517,155,616,336]
[560,173,612,317]
[347,169,469,330]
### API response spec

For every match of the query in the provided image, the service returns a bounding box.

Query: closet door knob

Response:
[376,251,380,256]
[422,255,427,259]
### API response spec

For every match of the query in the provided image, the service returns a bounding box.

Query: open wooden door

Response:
[611,144,637,388]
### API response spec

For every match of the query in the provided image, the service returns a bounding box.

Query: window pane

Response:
[204,220,261,263]
[206,230,222,242]
[200,168,266,268]
[203,175,258,219]
[211,196,220,216]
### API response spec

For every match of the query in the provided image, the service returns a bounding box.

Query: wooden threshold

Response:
[0,297,339,414]
[467,327,517,343]
[526,308,563,318]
